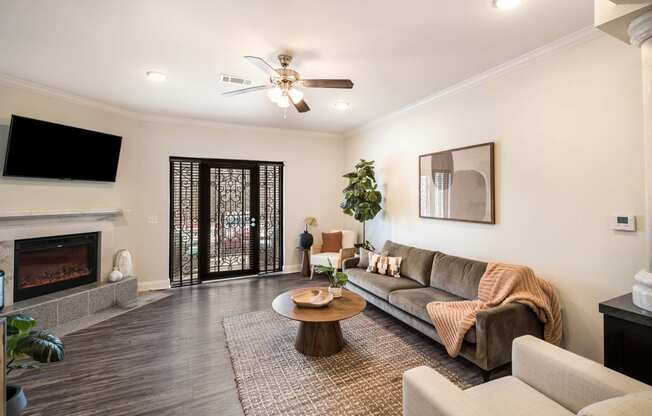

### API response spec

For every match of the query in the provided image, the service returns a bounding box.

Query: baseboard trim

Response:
[138,279,171,292]
[283,264,300,273]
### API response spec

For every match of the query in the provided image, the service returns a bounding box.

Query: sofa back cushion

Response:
[382,240,435,286]
[430,252,487,299]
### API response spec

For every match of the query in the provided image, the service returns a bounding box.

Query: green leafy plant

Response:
[314,259,348,288]
[340,159,382,251]
[6,314,64,374]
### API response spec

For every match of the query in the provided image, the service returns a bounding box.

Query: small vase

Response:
[329,286,342,298]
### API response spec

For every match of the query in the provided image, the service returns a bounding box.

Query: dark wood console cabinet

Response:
[599,293,652,385]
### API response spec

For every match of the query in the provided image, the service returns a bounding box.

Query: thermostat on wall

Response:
[612,215,636,232]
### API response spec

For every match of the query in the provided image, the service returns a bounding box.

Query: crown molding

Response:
[344,26,602,138]
[0,73,341,140]
[629,10,652,47]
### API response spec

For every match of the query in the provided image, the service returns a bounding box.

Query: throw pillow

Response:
[578,392,652,416]
[367,254,402,278]
[321,231,343,253]
[358,247,373,269]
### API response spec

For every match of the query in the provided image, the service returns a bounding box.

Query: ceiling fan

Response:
[222,54,354,113]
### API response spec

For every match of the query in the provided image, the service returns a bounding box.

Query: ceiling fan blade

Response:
[244,56,280,77]
[301,79,354,89]
[222,85,269,96]
[292,99,310,113]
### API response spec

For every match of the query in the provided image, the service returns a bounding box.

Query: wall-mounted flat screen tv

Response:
[2,115,122,182]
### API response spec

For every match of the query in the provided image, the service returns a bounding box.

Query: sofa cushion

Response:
[430,252,487,299]
[382,240,436,286]
[578,392,652,416]
[358,247,373,269]
[465,375,574,416]
[346,268,422,301]
[389,287,476,343]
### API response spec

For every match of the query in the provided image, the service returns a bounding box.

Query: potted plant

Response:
[5,314,65,416]
[314,259,348,297]
[340,159,382,251]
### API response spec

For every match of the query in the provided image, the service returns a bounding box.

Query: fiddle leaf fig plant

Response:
[340,159,382,251]
[6,314,64,374]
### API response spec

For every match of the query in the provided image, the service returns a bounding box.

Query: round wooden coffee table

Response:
[272,287,366,357]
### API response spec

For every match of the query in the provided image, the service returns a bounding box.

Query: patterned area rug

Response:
[223,309,480,416]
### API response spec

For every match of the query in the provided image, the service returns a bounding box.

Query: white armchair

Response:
[310,230,357,277]
[403,335,652,416]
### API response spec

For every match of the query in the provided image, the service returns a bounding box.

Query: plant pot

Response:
[299,231,313,250]
[6,385,27,416]
[328,286,342,298]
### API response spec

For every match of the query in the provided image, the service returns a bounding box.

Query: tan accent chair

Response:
[310,230,357,278]
[403,335,652,416]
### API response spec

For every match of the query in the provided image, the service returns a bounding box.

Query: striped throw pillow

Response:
[367,254,402,278]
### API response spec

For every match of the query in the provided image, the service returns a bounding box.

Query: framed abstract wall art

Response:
[419,142,495,224]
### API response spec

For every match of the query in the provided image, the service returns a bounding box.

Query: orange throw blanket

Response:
[426,262,562,357]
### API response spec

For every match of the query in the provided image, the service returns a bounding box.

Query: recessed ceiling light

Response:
[146,71,167,82]
[493,0,521,10]
[334,101,350,111]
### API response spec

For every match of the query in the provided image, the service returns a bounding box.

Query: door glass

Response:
[208,167,253,273]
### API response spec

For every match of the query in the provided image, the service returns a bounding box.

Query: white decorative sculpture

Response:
[633,269,652,312]
[108,267,124,283]
[114,249,133,277]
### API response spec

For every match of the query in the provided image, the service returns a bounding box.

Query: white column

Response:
[629,11,652,310]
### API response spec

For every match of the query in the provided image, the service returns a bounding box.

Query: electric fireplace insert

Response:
[13,232,100,302]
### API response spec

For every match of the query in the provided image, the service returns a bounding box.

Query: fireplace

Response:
[14,232,100,302]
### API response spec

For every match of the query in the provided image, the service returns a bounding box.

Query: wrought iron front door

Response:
[200,162,260,279]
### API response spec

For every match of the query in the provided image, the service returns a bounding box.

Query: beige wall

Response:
[343,33,646,362]
[0,80,345,291]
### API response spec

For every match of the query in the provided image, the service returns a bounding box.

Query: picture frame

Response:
[418,142,495,224]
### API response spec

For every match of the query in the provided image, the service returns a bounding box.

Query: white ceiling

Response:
[0,0,593,134]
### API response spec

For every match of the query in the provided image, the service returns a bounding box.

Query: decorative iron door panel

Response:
[200,162,260,278]
[170,157,282,286]
[169,159,200,287]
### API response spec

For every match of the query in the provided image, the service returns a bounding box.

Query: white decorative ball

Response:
[108,268,124,283]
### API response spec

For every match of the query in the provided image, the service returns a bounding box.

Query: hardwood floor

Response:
[9,273,481,416]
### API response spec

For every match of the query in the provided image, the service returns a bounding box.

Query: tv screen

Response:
[2,115,122,182]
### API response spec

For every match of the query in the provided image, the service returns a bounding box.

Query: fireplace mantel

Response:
[0,208,123,222]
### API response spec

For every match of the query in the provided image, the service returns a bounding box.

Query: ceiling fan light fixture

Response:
[493,0,521,10]
[267,86,283,103]
[276,94,291,108]
[288,87,304,104]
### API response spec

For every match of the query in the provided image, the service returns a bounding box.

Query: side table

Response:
[298,248,311,277]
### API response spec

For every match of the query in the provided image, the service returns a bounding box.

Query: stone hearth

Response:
[0,276,137,330]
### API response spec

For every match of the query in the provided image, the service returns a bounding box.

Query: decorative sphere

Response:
[108,268,124,283]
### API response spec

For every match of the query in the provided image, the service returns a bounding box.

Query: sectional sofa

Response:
[343,240,543,379]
